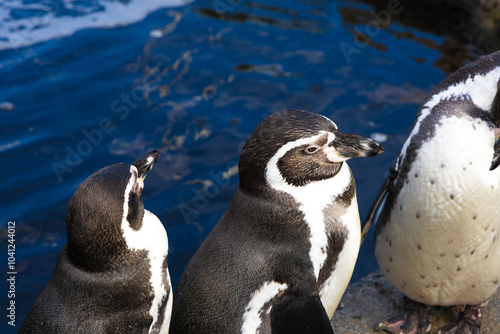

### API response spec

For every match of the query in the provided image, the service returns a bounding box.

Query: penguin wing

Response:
[361,156,400,244]
[361,177,389,244]
[270,290,336,334]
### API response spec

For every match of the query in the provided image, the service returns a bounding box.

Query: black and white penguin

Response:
[170,109,384,334]
[367,51,500,333]
[19,150,172,334]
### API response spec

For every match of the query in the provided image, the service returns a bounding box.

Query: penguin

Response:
[365,51,500,334]
[169,109,384,334]
[19,150,172,334]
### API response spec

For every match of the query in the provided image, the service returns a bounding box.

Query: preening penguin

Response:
[19,150,172,334]
[367,51,500,333]
[170,109,383,334]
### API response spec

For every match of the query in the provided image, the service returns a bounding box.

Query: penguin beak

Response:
[133,150,160,181]
[490,129,500,171]
[330,131,384,160]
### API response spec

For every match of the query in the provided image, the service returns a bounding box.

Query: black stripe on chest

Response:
[150,255,171,333]
[317,174,355,288]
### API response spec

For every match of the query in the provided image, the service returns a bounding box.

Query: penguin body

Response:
[170,110,383,334]
[370,52,500,332]
[19,151,172,334]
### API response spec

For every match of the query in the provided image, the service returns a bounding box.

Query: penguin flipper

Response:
[489,78,500,170]
[490,129,500,170]
[270,291,335,334]
[361,175,390,245]
[361,154,401,245]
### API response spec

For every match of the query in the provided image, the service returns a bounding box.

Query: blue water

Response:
[0,0,489,332]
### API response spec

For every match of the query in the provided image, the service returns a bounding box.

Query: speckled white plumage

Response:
[376,116,500,306]
[375,54,500,309]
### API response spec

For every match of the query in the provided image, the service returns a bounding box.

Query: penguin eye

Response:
[305,146,319,154]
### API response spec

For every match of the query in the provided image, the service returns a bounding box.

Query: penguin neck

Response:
[238,151,273,196]
[66,212,130,272]
[65,184,136,271]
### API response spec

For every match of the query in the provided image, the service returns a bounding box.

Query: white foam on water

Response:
[0,0,193,51]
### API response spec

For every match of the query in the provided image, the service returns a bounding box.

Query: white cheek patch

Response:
[130,165,139,178]
[129,166,144,193]
[324,132,336,144]
[266,132,328,187]
[122,166,171,333]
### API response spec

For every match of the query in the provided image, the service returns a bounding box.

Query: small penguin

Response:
[170,109,383,334]
[19,150,172,334]
[366,51,500,333]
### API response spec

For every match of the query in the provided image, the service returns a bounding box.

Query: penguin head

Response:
[66,150,159,271]
[239,109,383,191]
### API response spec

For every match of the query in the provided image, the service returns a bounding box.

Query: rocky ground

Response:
[332,271,500,334]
